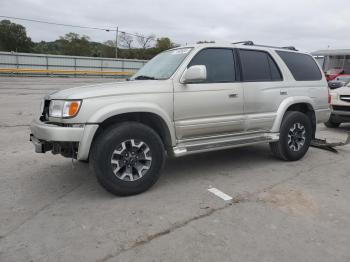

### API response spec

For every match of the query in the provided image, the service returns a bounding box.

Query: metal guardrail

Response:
[0,51,147,78]
[0,68,134,77]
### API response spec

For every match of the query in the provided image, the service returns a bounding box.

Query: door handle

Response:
[229,93,238,98]
[280,90,288,95]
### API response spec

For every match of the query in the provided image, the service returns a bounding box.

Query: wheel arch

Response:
[76,103,176,161]
[272,97,316,138]
[98,111,172,144]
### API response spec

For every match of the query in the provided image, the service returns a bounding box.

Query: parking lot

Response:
[0,77,349,262]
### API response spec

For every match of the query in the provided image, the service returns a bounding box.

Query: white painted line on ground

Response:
[208,187,233,201]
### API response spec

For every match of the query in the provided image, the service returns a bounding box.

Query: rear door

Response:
[275,50,327,110]
[238,49,284,132]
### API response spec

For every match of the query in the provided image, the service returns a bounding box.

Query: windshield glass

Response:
[131,48,192,80]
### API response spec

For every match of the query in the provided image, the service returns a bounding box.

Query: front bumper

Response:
[30,119,85,142]
[30,119,98,160]
[328,102,350,123]
[330,108,350,123]
[30,134,50,153]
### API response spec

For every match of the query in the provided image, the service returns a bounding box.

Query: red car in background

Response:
[312,49,350,81]
[325,68,345,81]
[328,74,350,89]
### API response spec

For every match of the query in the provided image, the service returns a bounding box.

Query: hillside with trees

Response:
[0,20,177,60]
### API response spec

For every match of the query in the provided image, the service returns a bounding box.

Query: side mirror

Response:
[181,65,207,84]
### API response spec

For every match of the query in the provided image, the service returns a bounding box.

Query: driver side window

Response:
[188,48,236,83]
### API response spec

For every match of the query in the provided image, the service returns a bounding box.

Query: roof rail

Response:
[281,46,298,51]
[232,41,298,51]
[232,41,254,45]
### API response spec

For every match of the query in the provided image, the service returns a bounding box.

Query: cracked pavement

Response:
[0,77,349,262]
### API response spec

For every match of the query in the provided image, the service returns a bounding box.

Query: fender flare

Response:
[271,96,316,132]
[77,102,176,161]
[87,102,176,145]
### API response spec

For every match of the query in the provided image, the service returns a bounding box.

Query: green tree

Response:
[196,40,215,44]
[33,40,65,55]
[101,40,116,57]
[0,20,33,52]
[0,19,177,60]
[59,32,91,56]
[155,37,176,52]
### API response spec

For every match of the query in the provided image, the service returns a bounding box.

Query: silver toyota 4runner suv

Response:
[30,42,330,196]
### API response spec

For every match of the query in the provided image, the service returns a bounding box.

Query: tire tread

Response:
[270,111,312,161]
[90,121,165,196]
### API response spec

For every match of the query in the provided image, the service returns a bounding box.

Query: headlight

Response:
[49,100,82,118]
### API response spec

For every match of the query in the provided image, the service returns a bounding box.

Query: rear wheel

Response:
[91,122,165,196]
[270,111,312,161]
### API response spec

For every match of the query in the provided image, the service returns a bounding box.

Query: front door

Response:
[173,48,244,140]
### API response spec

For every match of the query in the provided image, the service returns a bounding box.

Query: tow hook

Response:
[311,132,350,153]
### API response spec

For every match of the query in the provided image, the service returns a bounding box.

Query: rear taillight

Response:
[328,89,331,104]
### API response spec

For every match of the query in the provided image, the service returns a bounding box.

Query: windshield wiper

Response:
[134,75,156,80]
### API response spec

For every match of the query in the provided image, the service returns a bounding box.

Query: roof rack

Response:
[232,41,298,51]
[232,41,254,45]
[281,46,298,51]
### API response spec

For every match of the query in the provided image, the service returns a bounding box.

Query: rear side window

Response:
[239,49,282,82]
[188,48,235,83]
[276,51,322,81]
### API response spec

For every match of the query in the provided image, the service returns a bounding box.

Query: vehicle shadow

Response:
[164,144,273,175]
[66,144,278,198]
[338,123,350,130]
[28,138,326,202]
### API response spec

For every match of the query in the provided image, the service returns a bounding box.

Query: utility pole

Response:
[115,27,119,59]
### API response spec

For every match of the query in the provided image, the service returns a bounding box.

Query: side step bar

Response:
[172,132,279,157]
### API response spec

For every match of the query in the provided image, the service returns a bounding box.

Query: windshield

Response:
[131,48,192,80]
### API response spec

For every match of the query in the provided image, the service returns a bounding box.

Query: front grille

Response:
[333,105,350,112]
[40,100,50,121]
[340,95,350,103]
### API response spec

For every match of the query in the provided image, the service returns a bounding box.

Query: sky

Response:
[1,0,350,52]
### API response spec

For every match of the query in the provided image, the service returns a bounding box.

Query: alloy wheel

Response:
[287,123,306,152]
[110,139,152,181]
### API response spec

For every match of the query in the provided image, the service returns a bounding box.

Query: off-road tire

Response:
[91,122,165,196]
[270,111,312,161]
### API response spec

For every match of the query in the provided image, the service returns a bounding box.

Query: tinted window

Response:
[239,49,282,82]
[189,48,235,83]
[276,51,322,81]
[268,55,283,81]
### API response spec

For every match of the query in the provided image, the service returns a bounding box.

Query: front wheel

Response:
[270,111,312,161]
[91,122,165,196]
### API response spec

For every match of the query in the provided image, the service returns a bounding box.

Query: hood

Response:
[333,84,350,95]
[46,80,173,100]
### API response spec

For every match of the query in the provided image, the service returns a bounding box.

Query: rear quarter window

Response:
[276,51,322,81]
